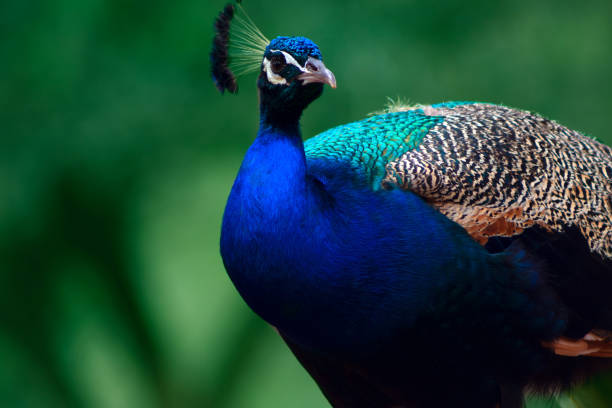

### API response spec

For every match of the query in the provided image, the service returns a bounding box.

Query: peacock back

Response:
[305,102,612,258]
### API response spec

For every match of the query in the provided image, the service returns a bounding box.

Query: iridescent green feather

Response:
[305,109,445,189]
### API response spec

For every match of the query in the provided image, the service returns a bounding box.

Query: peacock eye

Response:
[305,60,318,72]
[270,54,286,74]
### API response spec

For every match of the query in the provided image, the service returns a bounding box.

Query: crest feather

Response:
[210,1,269,94]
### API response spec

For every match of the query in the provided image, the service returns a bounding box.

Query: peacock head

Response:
[211,2,335,122]
[258,36,336,119]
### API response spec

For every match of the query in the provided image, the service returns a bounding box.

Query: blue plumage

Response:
[213,8,612,407]
[266,36,323,61]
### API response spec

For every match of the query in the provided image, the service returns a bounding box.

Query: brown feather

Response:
[382,103,612,258]
[543,332,612,358]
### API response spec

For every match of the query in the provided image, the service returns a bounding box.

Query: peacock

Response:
[212,2,612,407]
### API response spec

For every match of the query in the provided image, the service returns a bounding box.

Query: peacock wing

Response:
[374,103,612,357]
[305,102,611,258]
[379,103,612,260]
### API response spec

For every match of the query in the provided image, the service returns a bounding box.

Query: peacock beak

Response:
[297,57,337,89]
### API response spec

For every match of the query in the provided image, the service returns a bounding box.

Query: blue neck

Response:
[249,114,308,206]
[221,111,314,321]
[259,91,306,129]
[257,112,303,146]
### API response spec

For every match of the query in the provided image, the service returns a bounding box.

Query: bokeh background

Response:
[1,0,611,406]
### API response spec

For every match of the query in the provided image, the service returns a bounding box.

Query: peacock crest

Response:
[211,0,269,94]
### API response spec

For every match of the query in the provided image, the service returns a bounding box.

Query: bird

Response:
[211,2,612,407]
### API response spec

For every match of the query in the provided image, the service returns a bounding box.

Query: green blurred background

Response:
[1,0,611,406]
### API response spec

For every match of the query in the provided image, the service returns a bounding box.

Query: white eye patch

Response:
[262,50,306,86]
